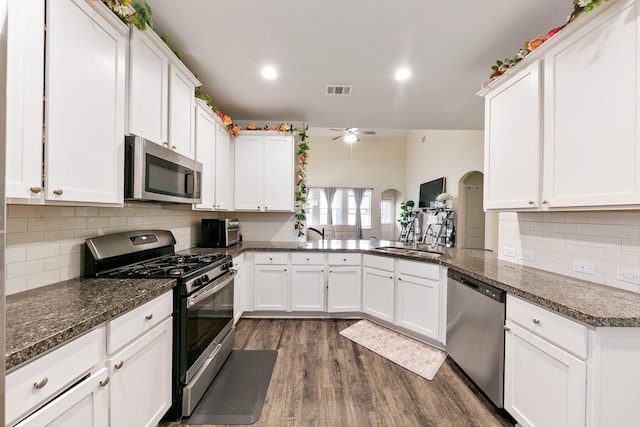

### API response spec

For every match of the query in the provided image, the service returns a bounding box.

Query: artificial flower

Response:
[247,123,258,130]
[546,27,561,39]
[231,124,242,136]
[279,123,289,132]
[527,34,546,51]
[222,115,232,126]
[437,192,453,202]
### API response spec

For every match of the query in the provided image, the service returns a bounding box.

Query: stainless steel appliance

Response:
[124,135,203,204]
[0,0,7,422]
[201,218,240,248]
[84,230,235,418]
[446,269,506,408]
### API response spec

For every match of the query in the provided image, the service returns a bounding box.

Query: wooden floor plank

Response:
[163,319,514,427]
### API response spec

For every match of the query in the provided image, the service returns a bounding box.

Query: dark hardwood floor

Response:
[165,319,515,427]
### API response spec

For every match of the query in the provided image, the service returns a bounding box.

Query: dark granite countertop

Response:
[183,240,640,328]
[6,277,175,371]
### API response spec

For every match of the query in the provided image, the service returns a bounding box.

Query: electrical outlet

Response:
[617,267,640,285]
[503,246,516,258]
[573,260,595,275]
[521,250,535,262]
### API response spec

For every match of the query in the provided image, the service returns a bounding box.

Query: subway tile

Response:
[621,238,640,253]
[7,259,44,279]
[7,218,28,233]
[604,249,640,265]
[543,212,566,223]
[590,236,621,250]
[8,204,45,218]
[605,224,640,239]
[26,270,60,290]
[564,212,592,224]
[74,207,100,217]
[6,247,26,264]
[576,246,605,260]
[60,265,81,281]
[576,223,605,237]
[554,222,577,234]
[45,230,75,242]
[45,206,75,217]
[26,243,60,260]
[6,277,27,295]
[28,217,61,232]
[60,217,87,230]
[87,217,110,228]
[7,232,45,247]
[59,241,83,255]
[592,212,623,225]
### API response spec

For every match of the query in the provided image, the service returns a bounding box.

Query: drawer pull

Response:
[504,325,511,331]
[145,313,153,320]
[33,377,48,389]
[528,200,534,205]
[53,189,63,196]
[115,360,124,369]
[99,377,110,387]
[532,318,541,325]
[269,257,273,261]
[30,186,43,193]
[343,258,347,262]
[306,258,310,261]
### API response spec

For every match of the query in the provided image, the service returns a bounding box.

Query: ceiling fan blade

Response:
[329,128,346,132]
[332,135,343,140]
[360,130,376,135]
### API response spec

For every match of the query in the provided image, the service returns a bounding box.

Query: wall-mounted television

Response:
[419,177,446,208]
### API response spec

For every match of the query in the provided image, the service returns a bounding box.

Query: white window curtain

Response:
[323,187,337,225]
[352,188,366,239]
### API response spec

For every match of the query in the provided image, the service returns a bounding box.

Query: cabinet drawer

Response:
[291,252,325,265]
[6,327,103,426]
[397,259,439,280]
[107,291,173,354]
[254,252,288,265]
[363,254,394,271]
[328,253,361,266]
[232,253,244,269]
[507,295,588,359]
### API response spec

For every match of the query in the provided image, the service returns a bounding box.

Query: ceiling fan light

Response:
[344,133,358,143]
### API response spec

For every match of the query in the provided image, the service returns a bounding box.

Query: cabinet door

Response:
[362,267,394,322]
[543,0,640,208]
[214,124,232,210]
[263,135,294,211]
[194,102,216,210]
[46,0,126,204]
[291,266,325,311]
[327,266,362,313]
[168,63,196,158]
[483,61,541,210]
[128,27,169,145]
[6,0,45,201]
[234,134,262,210]
[15,367,109,427]
[504,321,586,427]
[254,265,288,311]
[396,274,439,339]
[233,255,245,324]
[109,317,172,427]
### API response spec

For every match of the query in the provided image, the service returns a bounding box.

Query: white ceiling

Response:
[145,0,570,132]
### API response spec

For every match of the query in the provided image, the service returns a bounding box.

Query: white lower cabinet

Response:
[108,317,173,427]
[233,253,246,324]
[291,266,326,311]
[396,260,440,339]
[254,253,289,311]
[504,295,587,427]
[16,367,109,427]
[327,266,362,313]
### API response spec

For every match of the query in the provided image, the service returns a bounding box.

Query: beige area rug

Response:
[340,320,447,381]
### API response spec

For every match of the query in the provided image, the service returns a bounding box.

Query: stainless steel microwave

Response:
[124,135,202,204]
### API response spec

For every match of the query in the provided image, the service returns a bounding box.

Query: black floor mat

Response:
[183,350,277,425]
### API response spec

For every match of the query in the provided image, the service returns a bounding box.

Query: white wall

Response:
[404,129,484,204]
[305,136,406,239]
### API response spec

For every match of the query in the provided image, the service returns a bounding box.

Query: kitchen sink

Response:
[374,246,442,257]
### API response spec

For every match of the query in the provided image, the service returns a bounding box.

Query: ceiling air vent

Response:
[326,84,353,96]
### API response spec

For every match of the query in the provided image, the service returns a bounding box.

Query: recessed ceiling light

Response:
[395,68,411,81]
[262,66,277,80]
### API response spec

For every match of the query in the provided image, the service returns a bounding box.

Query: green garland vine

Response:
[291,125,309,237]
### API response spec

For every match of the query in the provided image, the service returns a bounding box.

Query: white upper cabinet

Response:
[483,61,541,210]
[193,99,216,210]
[6,0,45,202]
[234,132,295,212]
[168,62,200,158]
[127,26,169,145]
[542,0,640,208]
[480,0,640,211]
[214,123,233,210]
[45,0,128,204]
[7,0,127,205]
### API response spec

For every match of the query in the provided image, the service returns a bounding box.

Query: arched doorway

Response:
[381,189,401,241]
[457,172,485,249]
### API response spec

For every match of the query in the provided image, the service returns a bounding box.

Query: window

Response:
[307,188,371,229]
[380,199,393,224]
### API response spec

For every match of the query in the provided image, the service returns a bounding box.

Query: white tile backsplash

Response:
[6,203,303,295]
[499,211,640,293]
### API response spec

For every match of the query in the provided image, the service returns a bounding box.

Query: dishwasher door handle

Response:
[460,277,479,290]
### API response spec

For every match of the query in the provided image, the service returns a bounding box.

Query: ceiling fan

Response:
[330,127,376,142]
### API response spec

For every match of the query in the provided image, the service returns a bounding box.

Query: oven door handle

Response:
[187,271,237,308]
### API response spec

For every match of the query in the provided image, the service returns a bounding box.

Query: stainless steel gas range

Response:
[84,230,236,418]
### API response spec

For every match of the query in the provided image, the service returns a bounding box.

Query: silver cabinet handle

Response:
[99,377,110,387]
[532,318,541,324]
[528,200,535,205]
[30,186,42,193]
[145,313,153,320]
[115,360,124,369]
[33,377,48,389]
[163,142,169,148]
[53,189,63,196]
[542,200,549,205]
[504,325,511,331]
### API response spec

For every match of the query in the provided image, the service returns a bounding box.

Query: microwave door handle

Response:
[185,169,193,195]
[186,271,237,307]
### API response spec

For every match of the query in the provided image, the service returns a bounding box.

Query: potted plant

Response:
[398,200,416,242]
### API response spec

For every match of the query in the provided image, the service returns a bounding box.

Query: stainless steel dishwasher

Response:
[446,269,506,408]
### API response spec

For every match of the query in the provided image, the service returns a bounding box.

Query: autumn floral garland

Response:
[292,125,309,237]
[489,0,609,80]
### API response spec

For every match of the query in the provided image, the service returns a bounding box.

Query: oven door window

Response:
[226,227,239,243]
[186,281,234,369]
[146,153,195,198]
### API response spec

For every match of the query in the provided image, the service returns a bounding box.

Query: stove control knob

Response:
[202,275,209,284]
[193,278,202,288]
